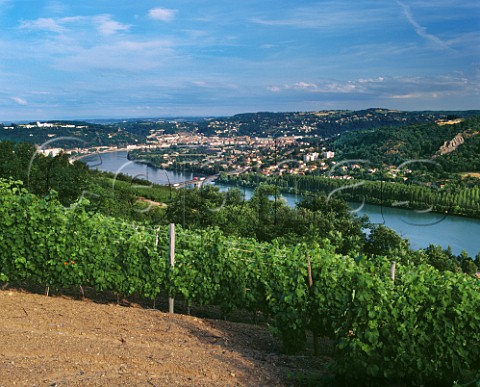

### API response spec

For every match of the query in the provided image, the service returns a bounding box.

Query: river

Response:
[82,150,480,256]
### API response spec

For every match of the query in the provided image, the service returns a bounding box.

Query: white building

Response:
[323,151,335,159]
[303,152,320,162]
[38,148,63,157]
[36,122,55,128]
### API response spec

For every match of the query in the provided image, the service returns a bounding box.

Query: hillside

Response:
[218,109,463,137]
[0,177,479,385]
[331,116,480,172]
[178,109,480,137]
[0,290,327,386]
[0,121,141,149]
[3,110,479,148]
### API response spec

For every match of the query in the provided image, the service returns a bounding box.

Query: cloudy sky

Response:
[0,0,479,121]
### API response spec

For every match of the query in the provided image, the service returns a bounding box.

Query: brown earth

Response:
[438,133,465,155]
[135,197,168,208]
[0,289,330,386]
[460,172,480,178]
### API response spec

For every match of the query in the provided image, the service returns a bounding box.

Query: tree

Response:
[365,225,409,256]
[0,142,90,205]
[423,245,461,273]
[165,186,224,228]
[458,250,478,276]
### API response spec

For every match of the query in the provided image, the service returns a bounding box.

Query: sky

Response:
[0,0,479,121]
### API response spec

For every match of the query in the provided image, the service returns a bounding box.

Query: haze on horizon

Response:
[0,0,479,122]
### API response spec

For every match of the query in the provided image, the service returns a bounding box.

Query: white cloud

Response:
[396,1,452,51]
[20,15,130,36]
[44,1,68,15]
[60,16,86,23]
[268,86,281,93]
[12,97,28,105]
[52,39,177,72]
[390,92,438,99]
[251,3,394,30]
[288,80,357,93]
[358,77,385,83]
[93,15,130,35]
[295,82,317,90]
[268,74,478,100]
[148,7,177,22]
[324,82,356,93]
[30,91,52,95]
[20,17,66,33]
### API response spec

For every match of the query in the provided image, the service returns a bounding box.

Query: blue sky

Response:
[0,0,479,121]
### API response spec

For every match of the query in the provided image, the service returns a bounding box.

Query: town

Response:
[128,131,340,178]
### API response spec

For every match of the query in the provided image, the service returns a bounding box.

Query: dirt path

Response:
[0,290,327,386]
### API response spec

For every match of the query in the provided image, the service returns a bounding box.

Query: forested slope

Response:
[332,116,480,172]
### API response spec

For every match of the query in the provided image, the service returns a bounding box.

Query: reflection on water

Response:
[83,151,198,185]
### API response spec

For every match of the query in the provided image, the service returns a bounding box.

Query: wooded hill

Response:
[0,120,142,149]
[3,109,480,146]
[331,116,480,173]
[212,109,480,137]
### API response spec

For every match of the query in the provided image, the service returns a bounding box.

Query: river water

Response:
[83,151,480,256]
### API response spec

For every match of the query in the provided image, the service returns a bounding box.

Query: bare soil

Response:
[0,289,330,386]
[460,172,480,178]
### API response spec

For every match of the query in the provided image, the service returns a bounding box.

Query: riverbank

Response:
[81,149,480,221]
[127,152,226,177]
[70,147,132,162]
[81,150,480,256]
[80,150,480,221]
[217,174,480,220]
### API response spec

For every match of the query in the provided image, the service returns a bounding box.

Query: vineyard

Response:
[0,179,479,385]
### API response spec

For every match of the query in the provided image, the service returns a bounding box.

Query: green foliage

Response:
[310,254,480,385]
[337,264,480,385]
[165,185,368,254]
[198,109,476,137]
[0,121,142,148]
[332,116,480,173]
[365,224,410,256]
[221,171,480,218]
[0,178,479,385]
[86,174,169,224]
[0,141,91,206]
[165,185,225,228]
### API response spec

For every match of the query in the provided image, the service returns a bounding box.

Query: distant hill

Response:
[195,109,480,137]
[0,120,141,149]
[2,109,479,150]
[331,116,480,173]
[65,108,480,139]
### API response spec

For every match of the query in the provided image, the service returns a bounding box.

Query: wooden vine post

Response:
[307,254,319,356]
[152,227,160,309]
[169,223,175,314]
[307,255,313,288]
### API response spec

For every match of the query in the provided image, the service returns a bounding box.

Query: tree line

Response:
[220,173,480,218]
